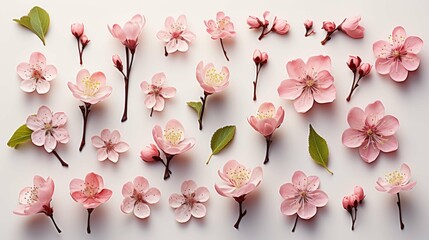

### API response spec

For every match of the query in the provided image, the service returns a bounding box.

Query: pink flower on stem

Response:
[16,52,57,94]
[342,100,399,163]
[252,49,269,101]
[157,15,196,56]
[140,144,160,162]
[272,17,290,35]
[321,16,364,45]
[68,69,112,151]
[247,11,289,40]
[121,176,161,219]
[304,19,315,37]
[13,176,62,233]
[248,102,284,164]
[71,23,89,65]
[342,186,365,230]
[109,14,145,122]
[169,180,210,223]
[279,170,328,232]
[194,61,230,130]
[26,106,69,167]
[345,56,372,101]
[151,119,195,180]
[375,163,416,230]
[70,172,112,234]
[91,129,129,163]
[373,26,423,82]
[205,11,236,61]
[215,160,263,229]
[277,55,336,113]
[140,72,176,117]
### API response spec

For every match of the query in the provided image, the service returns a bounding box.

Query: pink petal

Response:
[307,189,328,207]
[297,203,317,219]
[169,193,186,208]
[96,189,112,203]
[92,136,105,148]
[401,53,420,71]
[166,39,178,53]
[31,129,46,146]
[365,101,385,125]
[359,140,380,163]
[144,94,156,109]
[376,135,398,153]
[214,184,234,198]
[97,148,108,161]
[375,178,388,192]
[121,197,135,214]
[134,201,150,219]
[76,69,90,89]
[36,80,50,94]
[52,112,67,126]
[132,14,145,28]
[313,85,336,103]
[85,173,102,189]
[29,52,46,68]
[156,30,172,42]
[181,31,196,42]
[280,198,300,216]
[164,16,175,30]
[43,65,57,81]
[160,87,176,98]
[392,26,407,46]
[222,160,240,175]
[140,81,151,94]
[400,163,411,182]
[108,24,126,42]
[123,21,141,40]
[26,115,43,131]
[293,89,314,113]
[315,70,334,88]
[342,129,366,148]
[165,119,185,138]
[52,128,69,143]
[404,36,423,54]
[191,203,206,218]
[306,176,320,191]
[20,79,37,92]
[258,102,275,114]
[107,150,119,162]
[153,96,165,111]
[121,182,134,197]
[133,176,149,193]
[196,61,205,86]
[37,106,53,124]
[194,187,210,202]
[44,134,57,152]
[177,15,187,27]
[345,25,365,39]
[152,72,166,87]
[100,129,112,142]
[234,183,256,197]
[279,183,298,199]
[181,180,197,196]
[176,39,189,52]
[114,142,129,153]
[389,62,408,82]
[373,40,392,58]
[69,178,85,193]
[347,107,365,130]
[91,72,106,86]
[292,171,307,187]
[175,204,192,223]
[286,58,306,79]
[306,55,331,73]
[16,63,31,80]
[401,181,416,191]
[144,187,161,204]
[375,58,393,75]
[376,115,399,136]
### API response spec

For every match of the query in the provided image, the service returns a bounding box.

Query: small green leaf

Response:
[187,101,203,118]
[13,16,32,30]
[7,124,33,148]
[207,125,236,164]
[308,124,333,174]
[14,6,50,45]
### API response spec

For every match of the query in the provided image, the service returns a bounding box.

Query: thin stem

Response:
[219,39,229,61]
[233,196,247,229]
[321,19,346,45]
[43,206,62,233]
[263,136,272,164]
[397,193,405,230]
[305,29,315,37]
[258,26,271,40]
[347,208,355,231]
[150,107,154,117]
[346,72,357,102]
[48,214,62,233]
[77,38,83,65]
[51,150,68,167]
[291,214,299,232]
[198,93,209,130]
[253,65,262,101]
[352,206,357,230]
[163,154,175,180]
[121,47,130,122]
[87,208,94,234]
[164,46,168,57]
[79,103,91,152]
[153,156,172,174]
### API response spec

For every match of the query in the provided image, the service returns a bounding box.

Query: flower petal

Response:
[404,36,423,54]
[145,94,156,109]
[52,128,69,143]
[16,63,31,80]
[95,189,112,203]
[297,203,317,219]
[36,80,50,94]
[392,26,407,46]
[376,135,398,153]
[293,89,314,113]
[97,148,108,161]
[306,55,331,73]
[365,100,385,125]
[169,193,185,208]
[181,180,197,196]
[359,140,380,163]
[20,79,37,92]
[37,106,53,124]
[29,52,46,68]
[286,58,306,79]
[376,115,399,136]
[91,136,105,148]
[400,163,411,182]
[280,198,300,216]
[100,129,111,142]
[133,176,149,193]
[121,181,134,197]
[375,58,393,75]
[342,129,366,148]
[194,187,210,202]
[401,53,420,71]
[279,183,298,199]
[140,81,151,94]
[153,96,165,111]
[307,189,328,207]
[114,142,129,153]
[389,61,408,82]
[144,187,161,204]
[373,40,392,58]
[347,107,365,130]
[70,178,85,193]
[315,70,334,89]
[44,133,57,152]
[134,201,150,219]
[313,85,336,103]
[52,112,67,126]
[156,30,172,42]
[166,39,178,53]
[160,87,176,98]
[43,65,57,81]
[31,129,46,146]
[292,171,307,188]
[107,150,119,162]
[121,197,136,214]
[175,204,192,223]
[26,115,44,131]
[191,203,206,218]
[176,39,189,52]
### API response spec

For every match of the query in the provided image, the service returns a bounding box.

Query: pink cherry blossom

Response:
[248,11,289,40]
[247,15,262,29]
[71,23,89,65]
[71,23,84,38]
[70,172,112,233]
[157,15,196,55]
[279,170,328,232]
[204,11,236,61]
[196,61,230,94]
[68,69,112,105]
[358,63,372,77]
[304,19,315,37]
[339,16,364,39]
[346,56,372,101]
[169,180,210,223]
[121,176,161,219]
[272,17,290,35]
[140,144,160,162]
[215,160,263,229]
[354,186,365,202]
[342,186,365,230]
[16,52,57,94]
[252,49,269,101]
[342,101,399,163]
[277,55,336,113]
[373,26,423,82]
[108,14,145,52]
[140,72,176,116]
[112,54,123,72]
[322,21,336,33]
[14,176,62,233]
[91,129,129,163]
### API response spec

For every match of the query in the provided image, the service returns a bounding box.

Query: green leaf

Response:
[207,125,236,164]
[308,124,333,174]
[187,101,203,118]
[14,6,50,45]
[7,124,33,148]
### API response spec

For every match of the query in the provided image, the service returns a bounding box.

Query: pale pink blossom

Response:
[247,16,262,29]
[358,63,372,77]
[248,11,289,40]
[152,119,195,156]
[26,106,69,153]
[91,129,129,163]
[204,11,236,40]
[68,69,112,105]
[248,102,284,137]
[304,19,315,37]
[277,55,336,113]
[272,17,290,35]
[80,34,90,46]
[342,101,399,163]
[112,54,123,72]
[375,163,416,194]
[140,144,160,162]
[108,14,145,52]
[140,72,176,116]
[72,24,89,65]
[339,16,365,39]
[121,176,161,219]
[354,186,365,202]
[253,49,268,65]
[169,180,209,223]
[17,52,57,94]
[157,15,196,55]
[71,23,84,38]
[196,61,230,94]
[373,26,423,82]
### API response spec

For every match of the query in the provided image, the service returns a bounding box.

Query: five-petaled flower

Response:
[121,176,161,219]
[277,55,336,113]
[373,26,423,82]
[17,52,57,94]
[91,129,129,163]
[169,180,210,223]
[157,15,196,56]
[279,170,328,232]
[342,100,399,163]
[140,72,176,117]
[204,11,236,61]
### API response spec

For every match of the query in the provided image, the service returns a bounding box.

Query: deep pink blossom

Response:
[272,17,290,35]
[339,16,364,38]
[140,144,160,162]
[140,72,176,116]
[277,55,336,113]
[346,56,372,101]
[71,23,84,38]
[304,19,315,37]
[91,129,129,163]
[342,101,399,163]
[322,21,336,33]
[157,15,196,55]
[373,26,423,82]
[16,52,57,94]
[342,185,365,230]
[108,14,145,52]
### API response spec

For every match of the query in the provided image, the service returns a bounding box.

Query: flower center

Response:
[227,166,250,188]
[32,70,43,81]
[24,186,40,205]
[385,170,405,185]
[164,128,183,145]
[184,193,197,206]
[205,68,226,87]
[82,182,98,197]
[152,86,162,95]
[217,19,229,29]
[305,75,315,87]
[82,77,101,96]
[257,109,274,119]
[366,129,373,135]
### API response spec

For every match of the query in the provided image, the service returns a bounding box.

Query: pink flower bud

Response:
[348,194,358,207]
[112,54,123,72]
[358,63,372,77]
[140,144,160,162]
[253,49,262,64]
[342,196,350,210]
[261,52,268,64]
[80,34,90,46]
[304,19,313,30]
[322,21,336,33]
[71,23,84,38]
[272,17,290,35]
[262,11,270,26]
[347,56,362,72]
[353,186,365,202]
[247,16,262,29]
[339,16,365,39]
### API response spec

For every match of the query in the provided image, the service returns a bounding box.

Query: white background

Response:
[1,0,428,239]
